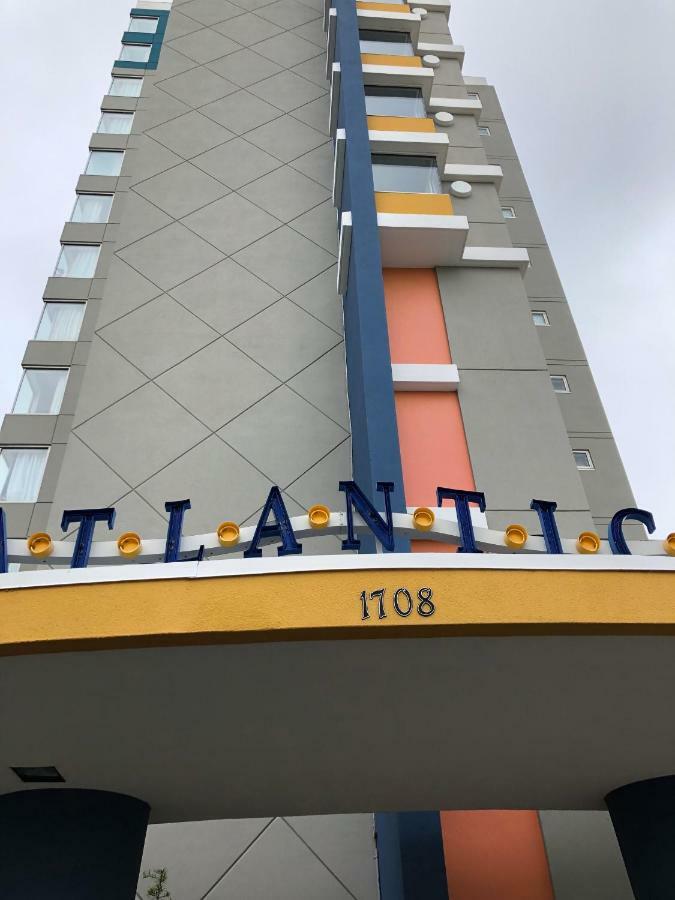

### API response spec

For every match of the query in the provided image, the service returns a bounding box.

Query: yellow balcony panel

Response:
[361,53,423,67]
[367,114,435,132]
[375,191,453,215]
[357,1,411,10]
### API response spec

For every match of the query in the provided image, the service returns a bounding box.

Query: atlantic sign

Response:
[1,479,670,572]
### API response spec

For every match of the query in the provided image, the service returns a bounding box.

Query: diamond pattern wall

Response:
[45,0,370,892]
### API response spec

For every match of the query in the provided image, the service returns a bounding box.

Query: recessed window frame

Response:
[118,43,152,63]
[70,193,114,224]
[85,150,124,177]
[127,15,159,34]
[13,368,69,416]
[108,76,143,97]
[364,85,426,118]
[531,310,550,327]
[359,29,414,56]
[501,206,516,219]
[573,449,594,470]
[550,374,570,394]
[371,153,441,194]
[0,447,49,503]
[97,111,134,135]
[34,302,86,342]
[478,125,491,136]
[53,244,101,279]
[467,91,480,99]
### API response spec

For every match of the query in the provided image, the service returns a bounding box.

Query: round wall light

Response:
[217,521,240,546]
[434,111,454,126]
[504,524,528,549]
[27,532,53,559]
[117,532,142,558]
[449,180,472,197]
[422,54,440,68]
[412,507,435,531]
[576,531,601,554]
[308,504,331,529]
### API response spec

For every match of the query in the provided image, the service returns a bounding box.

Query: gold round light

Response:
[412,507,435,531]
[308,504,331,529]
[27,532,53,559]
[663,533,675,557]
[504,524,528,549]
[117,532,142,558]
[576,531,601,554]
[217,521,240,546]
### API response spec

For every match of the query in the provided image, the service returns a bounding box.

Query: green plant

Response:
[143,868,172,899]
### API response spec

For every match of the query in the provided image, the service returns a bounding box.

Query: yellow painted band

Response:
[1,567,675,656]
[361,53,423,67]
[368,114,435,132]
[357,1,411,10]
[375,192,453,214]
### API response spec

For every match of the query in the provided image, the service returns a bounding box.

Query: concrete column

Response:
[0,789,149,899]
[606,775,675,899]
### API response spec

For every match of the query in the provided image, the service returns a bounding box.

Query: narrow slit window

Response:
[531,311,550,327]
[478,125,491,135]
[501,206,516,219]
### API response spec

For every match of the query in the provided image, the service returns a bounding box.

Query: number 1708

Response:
[359,587,435,620]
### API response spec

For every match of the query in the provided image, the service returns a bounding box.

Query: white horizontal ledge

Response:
[378,213,469,266]
[428,96,482,118]
[392,363,460,391]
[417,41,465,62]
[460,246,530,271]
[415,0,450,10]
[443,163,503,187]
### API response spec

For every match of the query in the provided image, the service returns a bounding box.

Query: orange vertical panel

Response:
[383,269,452,364]
[441,811,555,900]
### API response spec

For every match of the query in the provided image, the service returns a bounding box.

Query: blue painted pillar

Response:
[335,0,408,552]
[0,789,149,899]
[606,775,675,899]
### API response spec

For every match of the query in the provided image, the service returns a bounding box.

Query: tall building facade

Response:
[1,1,673,899]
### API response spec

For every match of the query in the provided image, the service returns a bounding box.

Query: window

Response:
[364,85,425,117]
[13,369,68,415]
[97,112,133,134]
[109,76,143,97]
[359,30,413,56]
[467,91,480,99]
[35,303,85,341]
[70,194,113,224]
[550,374,570,393]
[128,16,159,33]
[85,150,124,176]
[531,310,550,327]
[54,244,100,278]
[372,154,441,193]
[573,450,594,470]
[501,206,516,218]
[119,44,152,63]
[0,448,48,502]
[478,125,491,136]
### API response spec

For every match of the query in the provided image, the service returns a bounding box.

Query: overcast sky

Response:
[0,0,673,535]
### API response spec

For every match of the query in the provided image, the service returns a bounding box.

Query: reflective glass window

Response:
[119,44,152,63]
[54,245,100,278]
[371,154,441,193]
[98,112,133,134]
[71,194,113,223]
[109,76,143,97]
[13,370,68,415]
[359,30,413,55]
[364,86,425,117]
[35,303,85,341]
[128,16,159,33]
[85,151,124,176]
[0,449,48,502]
